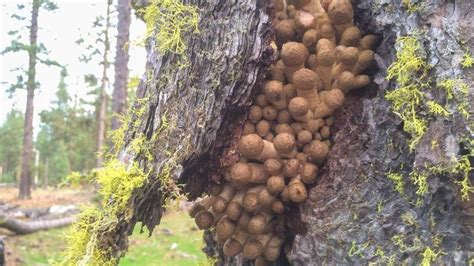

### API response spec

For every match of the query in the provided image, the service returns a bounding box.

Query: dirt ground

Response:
[0,186,95,266]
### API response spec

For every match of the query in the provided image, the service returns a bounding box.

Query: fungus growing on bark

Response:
[191,0,375,261]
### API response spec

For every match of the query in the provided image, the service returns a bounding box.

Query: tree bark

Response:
[111,0,131,131]
[101,0,473,264]
[96,0,113,168]
[19,0,40,199]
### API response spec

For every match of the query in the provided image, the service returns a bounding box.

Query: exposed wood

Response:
[0,212,75,235]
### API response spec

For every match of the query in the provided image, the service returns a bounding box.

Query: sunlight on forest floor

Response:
[1,187,207,266]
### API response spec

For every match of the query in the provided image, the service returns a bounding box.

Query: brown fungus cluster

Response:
[190,0,375,263]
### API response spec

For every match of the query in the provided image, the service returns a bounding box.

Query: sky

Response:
[0,0,146,136]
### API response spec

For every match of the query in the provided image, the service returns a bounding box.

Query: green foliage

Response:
[420,247,440,266]
[141,0,199,55]
[36,70,97,184]
[0,109,24,182]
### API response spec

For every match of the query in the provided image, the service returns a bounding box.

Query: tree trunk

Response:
[96,0,113,168]
[95,0,473,264]
[111,0,131,131]
[19,0,40,199]
[43,158,48,187]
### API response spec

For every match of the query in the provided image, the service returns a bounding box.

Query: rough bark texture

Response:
[111,0,131,131]
[289,0,474,264]
[113,0,473,264]
[105,0,272,260]
[19,0,40,200]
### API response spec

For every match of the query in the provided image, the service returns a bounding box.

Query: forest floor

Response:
[0,187,207,266]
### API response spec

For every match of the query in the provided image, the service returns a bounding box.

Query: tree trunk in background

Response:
[95,0,112,168]
[19,0,40,199]
[111,0,131,131]
[103,0,473,264]
[43,158,48,187]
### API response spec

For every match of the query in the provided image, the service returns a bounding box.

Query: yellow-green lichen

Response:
[461,52,473,68]
[57,160,148,265]
[386,171,405,194]
[420,247,441,266]
[141,0,199,55]
[386,36,430,150]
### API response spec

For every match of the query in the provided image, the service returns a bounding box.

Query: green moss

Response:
[402,0,422,13]
[141,0,199,55]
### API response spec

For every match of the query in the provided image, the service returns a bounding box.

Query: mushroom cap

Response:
[302,29,318,49]
[262,106,278,121]
[243,192,259,212]
[257,188,275,206]
[319,23,335,39]
[307,140,329,160]
[272,201,285,214]
[274,123,294,135]
[226,202,243,221]
[264,133,274,142]
[283,159,300,177]
[223,239,242,257]
[249,105,263,123]
[284,84,297,99]
[320,125,330,139]
[341,26,361,46]
[358,50,375,68]
[267,175,285,194]
[307,54,318,69]
[213,197,229,213]
[256,120,271,137]
[328,0,354,25]
[360,34,377,50]
[230,162,252,184]
[277,110,291,124]
[293,68,321,91]
[238,134,264,158]
[295,152,308,163]
[289,180,308,203]
[276,19,295,44]
[273,133,296,154]
[216,217,236,240]
[243,239,264,260]
[316,38,335,52]
[339,47,359,66]
[324,89,345,109]
[301,163,318,184]
[264,159,282,175]
[195,211,214,229]
[337,71,355,89]
[305,118,325,133]
[255,94,269,107]
[264,80,285,103]
[288,97,309,117]
[354,75,370,88]
[291,122,304,133]
[248,214,268,234]
[242,121,256,135]
[317,48,336,67]
[297,130,313,144]
[281,42,309,67]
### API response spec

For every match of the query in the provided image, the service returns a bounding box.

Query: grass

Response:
[7,211,208,266]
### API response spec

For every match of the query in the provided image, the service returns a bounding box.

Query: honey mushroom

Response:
[192,0,376,261]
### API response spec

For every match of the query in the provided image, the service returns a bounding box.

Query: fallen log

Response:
[0,212,75,235]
